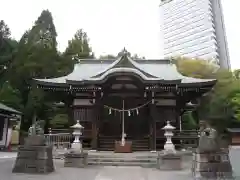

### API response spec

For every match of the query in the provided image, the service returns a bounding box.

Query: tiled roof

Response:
[0,103,21,114]
[34,52,216,86]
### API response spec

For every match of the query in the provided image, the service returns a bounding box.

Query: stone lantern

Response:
[162,121,176,153]
[70,120,84,152]
[64,120,88,168]
[157,121,182,171]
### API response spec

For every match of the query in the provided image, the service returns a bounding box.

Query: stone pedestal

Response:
[157,153,182,170]
[229,146,240,177]
[64,152,88,168]
[192,149,233,179]
[12,145,54,174]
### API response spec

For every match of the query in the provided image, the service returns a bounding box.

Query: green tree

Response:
[0,20,20,111]
[99,54,116,60]
[8,10,61,131]
[27,10,57,49]
[0,81,22,111]
[229,92,240,121]
[234,69,240,79]
[175,57,240,131]
[64,29,94,59]
[61,29,94,74]
[50,113,69,129]
[182,112,198,130]
[0,20,10,39]
[175,56,218,79]
[0,20,18,82]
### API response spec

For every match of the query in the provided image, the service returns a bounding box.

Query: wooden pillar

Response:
[152,118,156,151]
[149,104,156,151]
[91,95,102,150]
[91,105,99,150]
[65,96,74,125]
[175,109,180,130]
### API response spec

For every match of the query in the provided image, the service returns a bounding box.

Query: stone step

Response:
[98,147,114,150]
[98,141,115,144]
[88,155,157,158]
[132,143,149,146]
[88,158,156,163]
[88,161,156,168]
[97,148,114,151]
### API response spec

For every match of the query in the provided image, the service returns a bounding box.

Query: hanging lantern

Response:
[128,111,131,116]
[109,108,112,114]
[136,109,139,115]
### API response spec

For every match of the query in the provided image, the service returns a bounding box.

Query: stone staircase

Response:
[132,138,149,151]
[98,136,116,151]
[88,152,157,167]
[98,136,150,151]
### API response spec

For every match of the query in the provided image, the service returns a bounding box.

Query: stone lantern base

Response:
[64,151,88,168]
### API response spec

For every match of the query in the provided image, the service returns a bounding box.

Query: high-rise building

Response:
[160,0,230,69]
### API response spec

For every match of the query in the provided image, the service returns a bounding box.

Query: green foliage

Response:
[0,81,22,111]
[0,20,10,39]
[50,113,69,129]
[175,57,240,130]
[27,10,57,49]
[99,53,144,60]
[229,92,240,121]
[61,29,94,74]
[175,56,217,79]
[234,69,240,79]
[99,54,116,60]
[6,10,64,131]
[64,29,94,59]
[0,20,18,85]
[182,112,198,130]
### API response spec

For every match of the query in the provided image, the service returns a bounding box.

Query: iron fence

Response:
[44,133,72,150]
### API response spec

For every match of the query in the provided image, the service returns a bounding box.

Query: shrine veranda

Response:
[34,50,216,151]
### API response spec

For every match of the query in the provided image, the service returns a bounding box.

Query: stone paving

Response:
[0,158,193,180]
[0,152,17,159]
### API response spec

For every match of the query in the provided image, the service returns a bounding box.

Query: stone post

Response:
[162,121,175,153]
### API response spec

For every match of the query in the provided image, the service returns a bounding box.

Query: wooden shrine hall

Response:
[34,49,216,152]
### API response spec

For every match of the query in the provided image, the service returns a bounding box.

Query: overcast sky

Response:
[0,0,239,69]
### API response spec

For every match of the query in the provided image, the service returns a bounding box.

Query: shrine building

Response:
[34,49,216,152]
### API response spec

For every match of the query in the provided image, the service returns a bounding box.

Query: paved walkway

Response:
[0,159,193,180]
[0,152,17,159]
